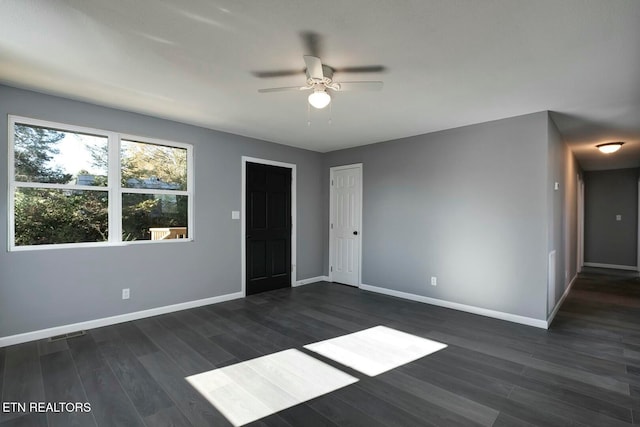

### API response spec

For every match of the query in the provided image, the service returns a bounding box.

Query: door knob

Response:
[353,231,358,235]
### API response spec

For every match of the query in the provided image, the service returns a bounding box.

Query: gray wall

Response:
[0,85,324,338]
[547,116,580,314]
[324,112,550,320]
[584,168,639,267]
[0,85,582,336]
[562,131,580,297]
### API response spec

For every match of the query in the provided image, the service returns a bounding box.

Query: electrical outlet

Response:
[430,276,437,286]
[122,288,130,300]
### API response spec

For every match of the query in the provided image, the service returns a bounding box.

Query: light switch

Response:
[554,182,560,190]
[232,211,240,220]
[616,214,622,221]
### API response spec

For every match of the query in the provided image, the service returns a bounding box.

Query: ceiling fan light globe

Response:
[308,91,331,109]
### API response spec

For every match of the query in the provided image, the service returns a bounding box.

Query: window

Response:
[8,116,193,250]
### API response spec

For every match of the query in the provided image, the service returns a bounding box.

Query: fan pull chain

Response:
[307,102,311,127]
[328,102,332,125]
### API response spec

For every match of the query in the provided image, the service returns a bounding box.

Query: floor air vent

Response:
[48,330,86,342]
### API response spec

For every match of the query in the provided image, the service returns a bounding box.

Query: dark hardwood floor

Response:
[1,271,640,426]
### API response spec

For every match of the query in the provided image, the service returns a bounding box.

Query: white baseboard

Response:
[583,262,638,271]
[359,284,548,329]
[547,274,577,327]
[294,276,329,287]
[0,291,244,348]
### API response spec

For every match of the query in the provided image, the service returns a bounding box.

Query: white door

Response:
[330,164,362,286]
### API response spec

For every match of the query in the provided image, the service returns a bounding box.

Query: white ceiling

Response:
[1,0,639,169]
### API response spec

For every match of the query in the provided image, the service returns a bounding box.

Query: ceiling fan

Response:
[255,32,385,109]
[258,55,383,109]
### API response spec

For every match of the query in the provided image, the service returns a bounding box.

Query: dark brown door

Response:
[246,162,292,295]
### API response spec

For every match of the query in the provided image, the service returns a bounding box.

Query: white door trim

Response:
[329,163,363,286]
[577,175,584,273]
[241,156,297,297]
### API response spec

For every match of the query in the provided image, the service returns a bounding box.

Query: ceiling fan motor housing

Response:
[307,65,334,86]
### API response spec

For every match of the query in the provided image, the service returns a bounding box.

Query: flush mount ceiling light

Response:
[596,142,625,154]
[308,89,331,109]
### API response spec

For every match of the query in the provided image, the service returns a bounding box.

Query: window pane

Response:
[14,123,108,186]
[14,188,108,246]
[121,140,187,190]
[122,194,188,241]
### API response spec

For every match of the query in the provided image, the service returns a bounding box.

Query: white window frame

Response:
[8,115,194,251]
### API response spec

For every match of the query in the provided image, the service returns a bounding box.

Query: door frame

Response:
[328,163,363,287]
[241,156,297,297]
[577,174,584,273]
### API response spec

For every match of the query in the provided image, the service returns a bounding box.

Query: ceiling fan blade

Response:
[252,69,303,78]
[333,81,384,91]
[304,55,324,80]
[300,31,322,57]
[334,65,387,74]
[258,86,310,93]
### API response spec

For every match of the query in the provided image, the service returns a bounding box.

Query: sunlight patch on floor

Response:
[304,325,447,376]
[186,349,358,426]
